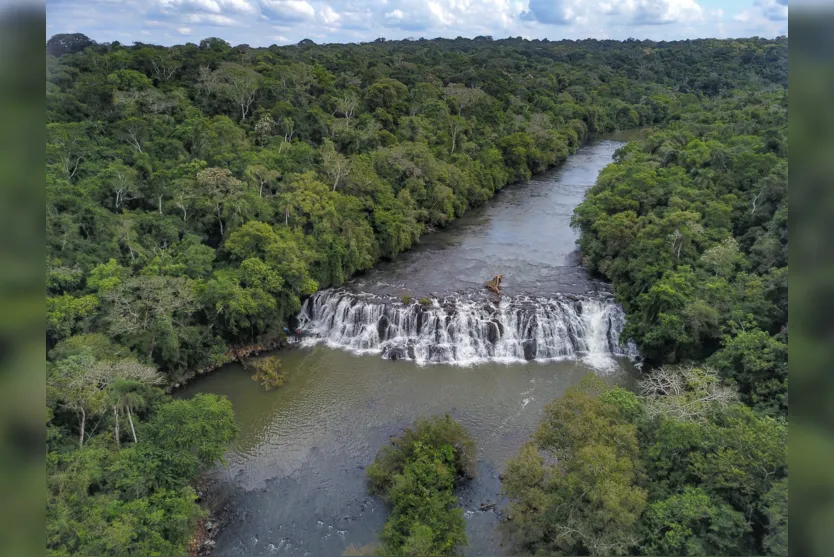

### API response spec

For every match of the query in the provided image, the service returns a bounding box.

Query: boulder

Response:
[377,315,389,340]
[523,339,537,360]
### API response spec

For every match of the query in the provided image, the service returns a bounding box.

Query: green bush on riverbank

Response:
[502,373,787,556]
[572,91,788,417]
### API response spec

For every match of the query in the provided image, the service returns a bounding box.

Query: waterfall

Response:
[297,289,638,371]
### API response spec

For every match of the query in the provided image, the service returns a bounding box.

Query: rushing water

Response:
[298,290,637,371]
[180,134,639,556]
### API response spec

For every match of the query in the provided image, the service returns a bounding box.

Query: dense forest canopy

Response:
[502,372,787,556]
[46,34,787,380]
[573,91,788,416]
[499,73,788,557]
[46,33,787,556]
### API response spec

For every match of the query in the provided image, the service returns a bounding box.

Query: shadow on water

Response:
[179,134,641,556]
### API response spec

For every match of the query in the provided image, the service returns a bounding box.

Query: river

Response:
[179,133,640,556]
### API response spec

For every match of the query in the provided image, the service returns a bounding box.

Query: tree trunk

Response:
[113,406,120,447]
[158,195,163,214]
[79,408,86,448]
[127,405,138,443]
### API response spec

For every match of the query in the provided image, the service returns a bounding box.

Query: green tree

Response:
[641,487,749,556]
[249,355,285,390]
[502,376,646,556]
[367,415,474,556]
[102,276,198,366]
[47,351,108,447]
[144,394,238,486]
[760,478,788,556]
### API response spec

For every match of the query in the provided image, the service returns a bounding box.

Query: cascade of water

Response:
[297,289,638,371]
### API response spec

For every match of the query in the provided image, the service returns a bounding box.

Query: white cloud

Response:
[157,0,257,13]
[176,25,193,33]
[427,1,455,25]
[378,0,524,33]
[755,0,788,21]
[261,0,315,21]
[522,0,703,26]
[46,0,786,47]
[728,0,787,36]
[158,0,220,13]
[185,13,240,24]
[319,4,341,24]
[223,0,258,13]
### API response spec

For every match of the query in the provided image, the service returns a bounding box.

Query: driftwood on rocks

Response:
[484,274,504,294]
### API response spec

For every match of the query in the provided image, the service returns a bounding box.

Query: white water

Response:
[298,289,638,372]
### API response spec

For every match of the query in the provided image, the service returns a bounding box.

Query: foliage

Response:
[502,376,646,556]
[367,415,474,555]
[550,83,789,557]
[46,35,786,384]
[572,92,788,417]
[47,393,236,556]
[45,33,788,555]
[503,373,787,556]
[640,487,749,556]
[367,414,476,496]
[760,478,788,556]
[249,354,285,390]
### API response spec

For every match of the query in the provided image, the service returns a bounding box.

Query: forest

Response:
[504,79,787,556]
[45,32,787,555]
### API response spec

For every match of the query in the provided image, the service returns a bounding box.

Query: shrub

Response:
[367,414,476,496]
[366,414,475,556]
[249,355,285,390]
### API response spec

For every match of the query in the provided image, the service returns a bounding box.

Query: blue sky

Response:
[46,0,788,47]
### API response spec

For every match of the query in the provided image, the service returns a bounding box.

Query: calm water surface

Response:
[180,133,639,556]
[349,133,636,298]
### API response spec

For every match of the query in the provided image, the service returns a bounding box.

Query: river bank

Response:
[177,136,640,556]
[167,335,292,392]
[169,130,643,393]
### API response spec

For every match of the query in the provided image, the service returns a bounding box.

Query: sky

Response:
[46,0,788,47]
